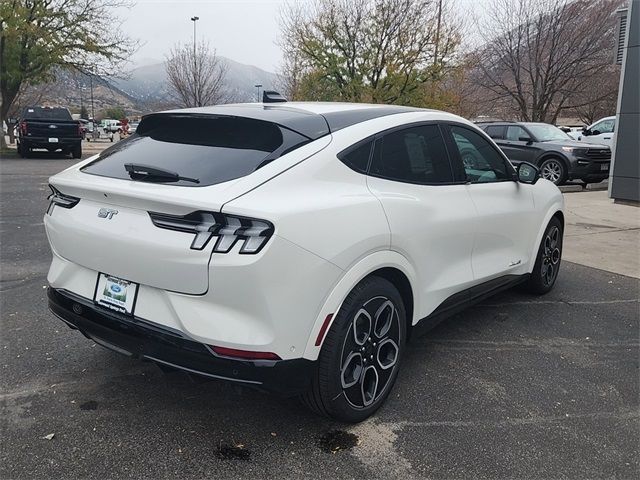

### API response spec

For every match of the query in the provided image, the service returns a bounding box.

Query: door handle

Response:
[603,137,611,139]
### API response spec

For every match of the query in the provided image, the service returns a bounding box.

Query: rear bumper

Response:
[20,137,81,148]
[48,287,315,396]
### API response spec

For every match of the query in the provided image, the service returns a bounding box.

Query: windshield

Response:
[526,124,572,142]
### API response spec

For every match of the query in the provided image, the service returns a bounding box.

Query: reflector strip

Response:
[315,314,334,346]
[209,345,281,361]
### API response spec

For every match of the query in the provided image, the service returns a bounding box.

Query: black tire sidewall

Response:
[527,217,563,294]
[317,276,407,422]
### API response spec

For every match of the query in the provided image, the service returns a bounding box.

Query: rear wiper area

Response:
[124,163,200,184]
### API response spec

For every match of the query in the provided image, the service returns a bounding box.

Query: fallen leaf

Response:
[43,433,55,440]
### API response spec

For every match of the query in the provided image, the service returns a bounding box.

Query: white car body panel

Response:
[570,116,616,147]
[45,102,564,366]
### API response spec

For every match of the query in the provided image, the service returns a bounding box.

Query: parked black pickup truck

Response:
[17,107,82,158]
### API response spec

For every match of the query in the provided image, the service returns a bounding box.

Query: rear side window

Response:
[370,125,453,184]
[339,140,373,173]
[82,115,310,187]
[484,125,505,139]
[22,107,72,121]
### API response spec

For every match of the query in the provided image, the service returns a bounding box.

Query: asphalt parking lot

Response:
[1,152,639,479]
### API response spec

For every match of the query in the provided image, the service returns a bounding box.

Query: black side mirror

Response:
[517,162,539,184]
[582,128,591,136]
[519,136,533,145]
[591,129,601,136]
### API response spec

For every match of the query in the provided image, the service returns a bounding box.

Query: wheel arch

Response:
[302,250,418,361]
[537,152,570,170]
[528,204,565,274]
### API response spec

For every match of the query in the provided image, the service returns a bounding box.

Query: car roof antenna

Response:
[262,90,287,103]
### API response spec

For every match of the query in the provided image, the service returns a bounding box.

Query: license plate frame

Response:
[600,163,609,171]
[94,273,139,315]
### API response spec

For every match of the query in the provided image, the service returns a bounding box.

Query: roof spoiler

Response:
[262,90,287,103]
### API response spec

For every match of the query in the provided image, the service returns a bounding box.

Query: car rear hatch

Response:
[44,110,331,295]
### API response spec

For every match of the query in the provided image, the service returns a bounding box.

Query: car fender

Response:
[527,183,565,272]
[302,249,418,361]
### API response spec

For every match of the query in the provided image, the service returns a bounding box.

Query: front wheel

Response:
[522,217,563,294]
[539,158,567,185]
[301,276,406,422]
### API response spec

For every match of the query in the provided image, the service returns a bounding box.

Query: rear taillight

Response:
[47,185,80,214]
[148,211,274,254]
[20,121,28,135]
[207,345,281,361]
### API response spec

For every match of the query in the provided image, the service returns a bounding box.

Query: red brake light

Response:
[209,345,281,361]
[20,121,27,135]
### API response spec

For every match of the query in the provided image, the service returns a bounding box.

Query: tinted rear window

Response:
[81,115,310,187]
[22,107,72,121]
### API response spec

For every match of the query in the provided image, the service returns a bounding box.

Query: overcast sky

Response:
[119,0,487,73]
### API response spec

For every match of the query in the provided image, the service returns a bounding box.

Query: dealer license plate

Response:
[94,273,138,315]
[48,137,58,143]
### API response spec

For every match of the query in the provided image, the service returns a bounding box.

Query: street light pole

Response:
[255,84,262,102]
[191,16,199,106]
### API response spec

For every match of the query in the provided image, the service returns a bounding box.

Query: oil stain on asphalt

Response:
[216,443,251,460]
[318,430,359,453]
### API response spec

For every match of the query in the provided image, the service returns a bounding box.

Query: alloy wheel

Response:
[339,296,401,408]
[541,160,563,184]
[541,225,561,286]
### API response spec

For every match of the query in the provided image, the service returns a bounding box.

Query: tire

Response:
[539,157,567,185]
[72,144,82,159]
[301,276,407,422]
[17,142,26,158]
[522,217,563,294]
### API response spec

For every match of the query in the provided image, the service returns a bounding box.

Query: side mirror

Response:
[591,129,601,136]
[582,128,591,136]
[519,136,533,144]
[517,162,539,184]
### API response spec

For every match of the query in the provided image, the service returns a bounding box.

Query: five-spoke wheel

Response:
[340,298,401,408]
[301,276,406,422]
[522,216,563,294]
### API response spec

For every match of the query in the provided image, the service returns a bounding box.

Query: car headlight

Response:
[561,146,588,154]
[148,210,274,254]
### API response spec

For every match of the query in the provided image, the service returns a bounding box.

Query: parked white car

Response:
[568,116,615,147]
[45,102,564,422]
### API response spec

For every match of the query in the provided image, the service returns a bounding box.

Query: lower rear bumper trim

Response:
[47,287,315,395]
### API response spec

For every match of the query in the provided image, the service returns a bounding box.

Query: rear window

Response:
[81,114,311,187]
[22,107,72,121]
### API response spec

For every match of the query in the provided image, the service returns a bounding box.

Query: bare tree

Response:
[165,41,229,108]
[278,0,461,106]
[472,0,624,123]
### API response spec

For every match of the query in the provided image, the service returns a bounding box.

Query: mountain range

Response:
[17,57,279,117]
[110,56,280,106]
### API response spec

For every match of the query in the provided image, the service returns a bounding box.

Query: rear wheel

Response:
[539,157,567,185]
[522,217,563,294]
[72,144,82,159]
[301,276,406,422]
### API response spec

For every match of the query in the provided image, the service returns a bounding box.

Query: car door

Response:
[585,118,615,147]
[365,123,477,317]
[444,124,538,282]
[503,125,539,163]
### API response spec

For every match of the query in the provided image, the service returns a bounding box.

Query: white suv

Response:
[45,102,564,422]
